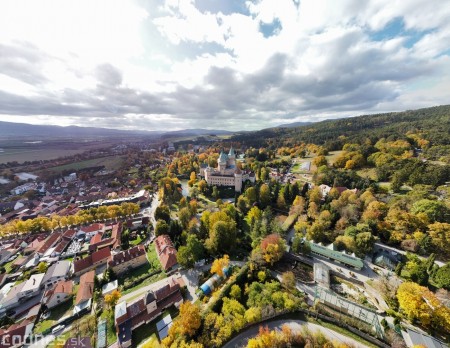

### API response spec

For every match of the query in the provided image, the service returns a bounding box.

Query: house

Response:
[18,273,45,299]
[111,222,123,251]
[74,270,95,315]
[77,223,105,239]
[43,280,73,309]
[0,250,13,266]
[0,320,34,348]
[42,261,71,288]
[72,248,111,277]
[154,235,178,272]
[0,283,26,312]
[108,245,147,275]
[101,280,118,296]
[36,233,62,256]
[115,277,183,348]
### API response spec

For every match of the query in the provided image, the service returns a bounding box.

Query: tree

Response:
[104,289,121,309]
[155,205,171,223]
[433,263,450,290]
[259,184,271,208]
[177,235,205,269]
[411,199,449,223]
[206,220,236,255]
[281,271,296,293]
[210,255,230,277]
[178,207,192,229]
[237,195,249,213]
[155,220,169,236]
[428,222,450,257]
[397,282,450,332]
[260,234,286,265]
[245,187,257,205]
[37,262,48,273]
[166,301,201,340]
[355,232,375,258]
[313,155,328,167]
[229,284,242,300]
[212,186,219,200]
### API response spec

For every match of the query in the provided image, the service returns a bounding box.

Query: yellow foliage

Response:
[211,255,230,277]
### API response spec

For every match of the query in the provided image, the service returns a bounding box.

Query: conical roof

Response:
[218,151,228,163]
[228,146,235,156]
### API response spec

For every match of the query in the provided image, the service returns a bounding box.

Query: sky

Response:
[0,0,449,132]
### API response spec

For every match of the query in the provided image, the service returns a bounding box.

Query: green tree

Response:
[177,234,205,268]
[155,220,169,236]
[259,184,271,208]
[245,187,257,205]
[155,204,171,223]
[230,284,242,300]
[433,263,450,290]
[206,220,236,255]
[354,232,375,258]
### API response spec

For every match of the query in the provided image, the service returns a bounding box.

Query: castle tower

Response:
[218,151,227,173]
[234,166,243,192]
[228,146,236,166]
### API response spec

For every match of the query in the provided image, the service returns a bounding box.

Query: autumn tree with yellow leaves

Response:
[397,282,450,334]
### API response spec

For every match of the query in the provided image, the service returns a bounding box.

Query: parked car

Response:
[52,325,65,334]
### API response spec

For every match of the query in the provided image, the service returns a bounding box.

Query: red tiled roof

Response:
[92,247,111,264]
[75,270,95,305]
[73,248,111,274]
[111,222,122,249]
[108,245,145,268]
[89,233,103,245]
[36,232,61,254]
[80,223,105,233]
[0,320,32,348]
[54,239,70,253]
[62,229,76,240]
[154,235,178,271]
[54,280,73,295]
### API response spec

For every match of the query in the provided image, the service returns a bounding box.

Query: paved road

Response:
[222,319,369,348]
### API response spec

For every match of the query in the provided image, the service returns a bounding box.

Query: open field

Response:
[0,148,90,164]
[325,150,344,165]
[0,138,117,164]
[44,156,125,174]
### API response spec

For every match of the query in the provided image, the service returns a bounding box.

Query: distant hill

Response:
[0,122,234,140]
[161,128,233,139]
[231,105,450,149]
[275,121,313,128]
[0,121,162,139]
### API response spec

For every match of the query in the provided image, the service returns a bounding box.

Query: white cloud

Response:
[0,0,449,131]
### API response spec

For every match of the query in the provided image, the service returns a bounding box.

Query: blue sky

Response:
[0,0,449,131]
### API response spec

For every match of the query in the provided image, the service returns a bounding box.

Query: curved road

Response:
[222,319,369,348]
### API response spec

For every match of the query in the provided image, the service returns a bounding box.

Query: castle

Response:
[199,147,255,192]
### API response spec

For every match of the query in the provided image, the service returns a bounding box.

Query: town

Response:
[0,106,449,348]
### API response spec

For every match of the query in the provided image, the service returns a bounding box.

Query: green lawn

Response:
[130,235,143,246]
[34,300,74,334]
[3,259,16,273]
[147,243,161,270]
[121,272,167,297]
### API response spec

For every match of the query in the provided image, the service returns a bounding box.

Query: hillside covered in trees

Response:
[232,105,450,152]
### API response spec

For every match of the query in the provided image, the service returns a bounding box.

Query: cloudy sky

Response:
[0,0,449,131]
